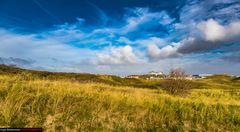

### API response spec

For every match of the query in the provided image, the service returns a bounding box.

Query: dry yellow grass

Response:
[0,74,240,131]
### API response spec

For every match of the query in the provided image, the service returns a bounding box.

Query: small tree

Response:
[168,68,187,79]
[161,68,193,96]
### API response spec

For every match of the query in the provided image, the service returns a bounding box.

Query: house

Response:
[199,74,213,78]
[125,71,165,79]
[126,75,140,79]
[189,74,213,79]
[148,71,163,76]
[191,74,202,79]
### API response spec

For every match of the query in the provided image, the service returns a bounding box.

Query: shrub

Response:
[168,68,188,79]
[160,79,194,96]
[161,68,193,96]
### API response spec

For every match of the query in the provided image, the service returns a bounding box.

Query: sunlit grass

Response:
[0,74,239,131]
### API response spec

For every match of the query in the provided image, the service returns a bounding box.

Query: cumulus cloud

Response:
[178,19,240,54]
[145,0,240,61]
[197,19,225,42]
[148,19,240,60]
[197,19,240,42]
[174,0,240,41]
[147,44,181,60]
[96,45,143,65]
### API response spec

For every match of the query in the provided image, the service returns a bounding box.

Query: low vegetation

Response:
[160,68,194,96]
[160,79,194,96]
[0,65,239,131]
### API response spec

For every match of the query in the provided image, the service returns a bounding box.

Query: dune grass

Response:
[0,74,240,131]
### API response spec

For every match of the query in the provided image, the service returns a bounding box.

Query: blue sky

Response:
[0,0,239,75]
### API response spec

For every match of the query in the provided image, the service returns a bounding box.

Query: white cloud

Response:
[96,45,143,65]
[197,19,225,41]
[176,19,240,54]
[147,43,181,60]
[197,19,240,42]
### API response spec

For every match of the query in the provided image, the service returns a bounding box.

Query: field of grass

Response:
[0,65,240,131]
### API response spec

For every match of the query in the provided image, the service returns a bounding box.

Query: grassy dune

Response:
[0,66,240,131]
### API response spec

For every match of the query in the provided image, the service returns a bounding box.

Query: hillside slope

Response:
[0,64,160,89]
[0,64,239,131]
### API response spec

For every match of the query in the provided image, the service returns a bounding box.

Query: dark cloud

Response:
[178,19,240,54]
[148,19,240,60]
[177,38,217,54]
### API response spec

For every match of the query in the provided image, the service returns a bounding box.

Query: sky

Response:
[0,0,239,75]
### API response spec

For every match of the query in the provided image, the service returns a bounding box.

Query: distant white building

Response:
[148,71,163,76]
[199,74,213,78]
[126,75,140,79]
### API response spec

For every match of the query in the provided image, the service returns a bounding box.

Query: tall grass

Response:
[0,74,239,131]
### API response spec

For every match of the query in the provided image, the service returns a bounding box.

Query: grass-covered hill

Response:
[0,64,239,131]
[0,64,161,89]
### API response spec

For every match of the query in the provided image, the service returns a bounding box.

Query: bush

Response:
[160,79,194,96]
[160,68,194,96]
